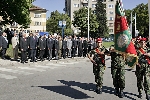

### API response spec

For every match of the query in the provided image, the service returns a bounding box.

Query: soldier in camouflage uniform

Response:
[136,38,150,100]
[87,38,109,94]
[109,45,126,98]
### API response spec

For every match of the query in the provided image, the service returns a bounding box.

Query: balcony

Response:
[82,0,88,4]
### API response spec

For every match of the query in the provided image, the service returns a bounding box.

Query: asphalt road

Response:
[0,56,147,100]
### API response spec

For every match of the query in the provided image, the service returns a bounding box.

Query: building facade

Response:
[65,0,116,35]
[0,5,47,33]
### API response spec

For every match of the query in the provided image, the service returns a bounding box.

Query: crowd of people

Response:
[0,29,98,64]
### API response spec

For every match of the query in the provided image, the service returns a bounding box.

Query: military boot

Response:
[138,92,142,99]
[96,86,102,94]
[146,94,150,100]
[119,89,124,98]
[115,88,119,96]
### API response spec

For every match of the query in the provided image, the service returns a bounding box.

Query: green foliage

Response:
[46,10,72,36]
[95,0,109,37]
[124,3,149,36]
[0,0,34,28]
[72,7,99,37]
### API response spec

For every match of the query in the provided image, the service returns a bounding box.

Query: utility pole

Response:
[134,13,136,37]
[130,11,132,37]
[87,0,90,40]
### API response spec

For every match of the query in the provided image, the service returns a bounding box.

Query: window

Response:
[92,0,97,1]
[110,29,113,32]
[74,4,79,7]
[83,3,88,7]
[109,17,114,20]
[109,23,113,27]
[109,11,113,14]
[35,22,41,26]
[108,4,113,8]
[34,14,41,18]
[109,0,114,1]
[92,4,96,8]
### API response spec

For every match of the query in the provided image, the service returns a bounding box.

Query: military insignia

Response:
[117,34,129,48]
[126,56,134,62]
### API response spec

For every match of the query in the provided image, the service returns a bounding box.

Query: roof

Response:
[29,5,47,12]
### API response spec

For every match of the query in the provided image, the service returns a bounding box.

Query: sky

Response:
[32,0,148,18]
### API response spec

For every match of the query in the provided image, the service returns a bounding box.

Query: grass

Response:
[103,41,114,48]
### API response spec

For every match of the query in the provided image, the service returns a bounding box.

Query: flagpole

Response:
[130,12,132,37]
[148,0,150,44]
[135,13,136,37]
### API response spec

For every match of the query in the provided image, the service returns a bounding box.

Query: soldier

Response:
[87,38,109,94]
[136,37,150,100]
[109,45,126,98]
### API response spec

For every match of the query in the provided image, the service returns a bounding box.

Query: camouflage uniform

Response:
[136,47,150,99]
[110,52,125,97]
[88,46,108,91]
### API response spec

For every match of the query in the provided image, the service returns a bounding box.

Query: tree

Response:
[72,7,98,37]
[0,0,34,28]
[124,3,149,37]
[46,10,72,36]
[95,0,109,37]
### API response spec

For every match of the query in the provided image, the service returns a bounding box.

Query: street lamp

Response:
[87,0,90,40]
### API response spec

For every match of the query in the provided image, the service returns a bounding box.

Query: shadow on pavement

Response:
[36,85,93,99]
[58,80,138,100]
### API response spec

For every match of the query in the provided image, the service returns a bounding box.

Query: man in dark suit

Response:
[72,37,77,58]
[78,37,83,57]
[62,37,67,59]
[39,36,45,61]
[20,33,28,63]
[83,38,88,57]
[54,37,59,60]
[29,33,37,62]
[47,35,54,61]
[0,32,8,59]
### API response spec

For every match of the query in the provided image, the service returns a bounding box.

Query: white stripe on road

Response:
[0,74,17,79]
[18,67,45,72]
[33,65,58,69]
[58,62,79,64]
[46,63,66,66]
[0,67,33,75]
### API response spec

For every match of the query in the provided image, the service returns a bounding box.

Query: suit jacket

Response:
[67,39,72,49]
[11,36,19,48]
[54,39,59,50]
[59,40,62,50]
[1,36,8,49]
[62,40,67,49]
[20,37,28,51]
[39,38,45,50]
[29,36,37,49]
[72,38,77,48]
[47,38,54,49]
[43,37,47,48]
[83,40,88,49]
[78,40,83,49]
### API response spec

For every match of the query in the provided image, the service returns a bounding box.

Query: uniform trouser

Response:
[13,45,18,60]
[39,50,44,60]
[78,48,82,57]
[62,49,66,58]
[111,67,125,89]
[93,64,105,88]
[72,48,76,57]
[21,51,27,62]
[48,49,52,60]
[136,65,150,94]
[55,49,58,59]
[1,48,7,59]
[58,49,62,58]
[83,48,87,57]
[68,49,72,57]
[31,49,36,61]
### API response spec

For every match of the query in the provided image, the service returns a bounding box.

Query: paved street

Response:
[0,56,147,100]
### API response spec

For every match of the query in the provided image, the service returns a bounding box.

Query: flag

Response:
[114,0,138,68]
